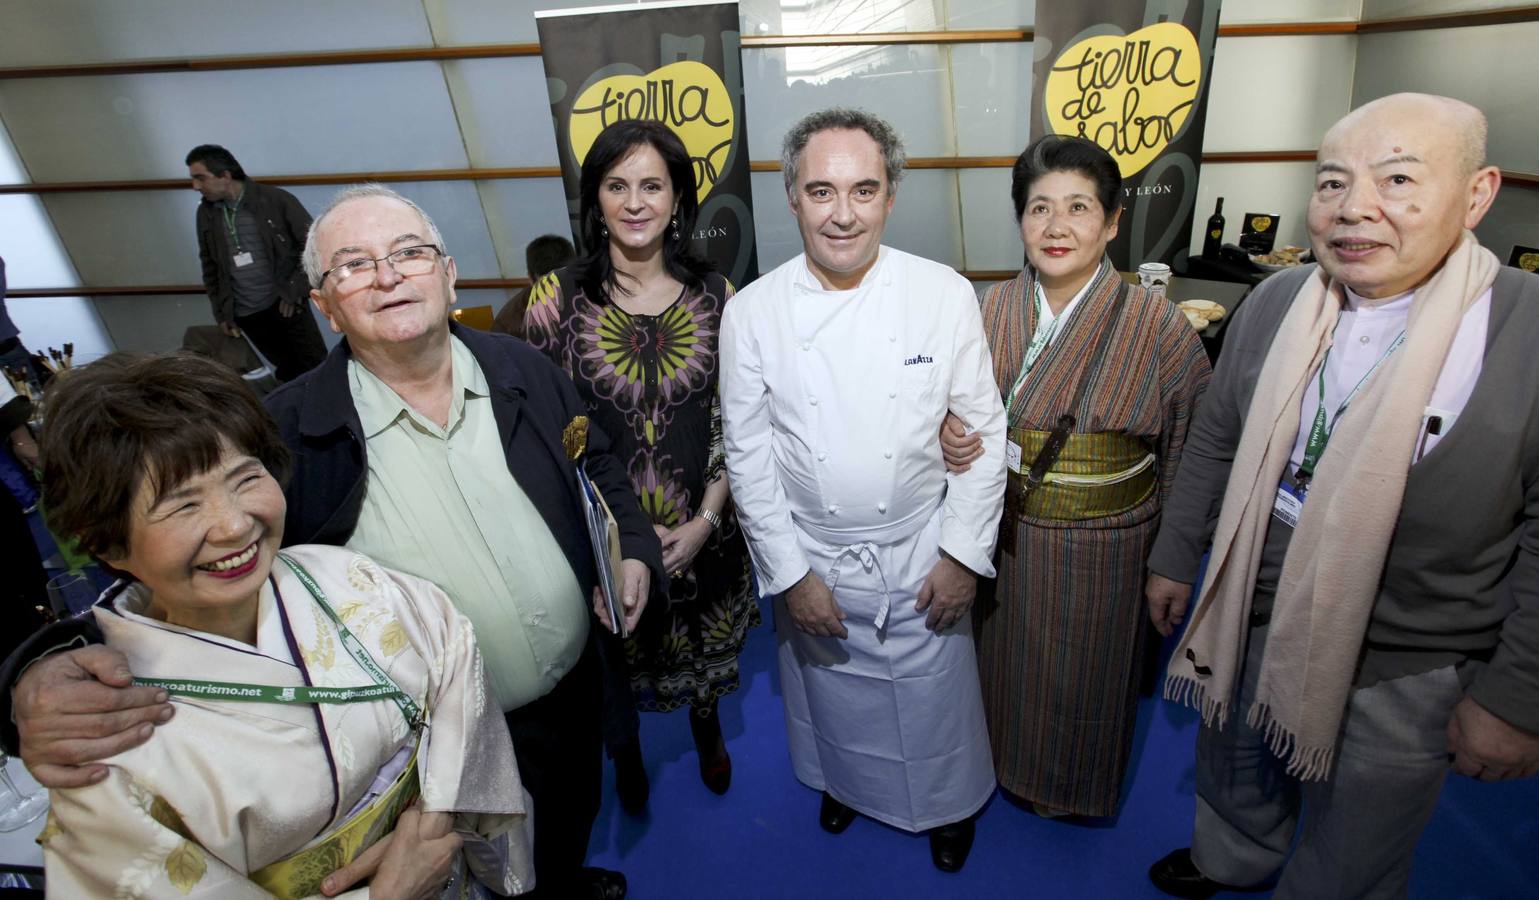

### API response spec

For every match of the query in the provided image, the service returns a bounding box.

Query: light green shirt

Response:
[345,336,588,711]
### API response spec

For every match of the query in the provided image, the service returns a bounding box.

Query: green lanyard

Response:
[222,188,245,251]
[134,554,423,729]
[1006,283,1068,418]
[1295,328,1407,483]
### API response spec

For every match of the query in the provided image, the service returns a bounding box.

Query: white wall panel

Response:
[474,177,576,278]
[950,41,1032,157]
[1202,35,1357,153]
[958,168,1023,272]
[1221,0,1362,21]
[442,58,562,168]
[743,45,957,163]
[1353,24,1539,173]
[0,63,471,182]
[1361,0,1524,16]
[0,0,431,68]
[90,293,222,354]
[424,0,617,46]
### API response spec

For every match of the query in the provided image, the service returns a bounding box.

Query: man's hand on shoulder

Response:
[1448,695,1539,781]
[916,554,976,632]
[785,570,847,639]
[15,646,171,788]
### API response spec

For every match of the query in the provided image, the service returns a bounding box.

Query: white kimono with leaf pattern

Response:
[40,544,533,898]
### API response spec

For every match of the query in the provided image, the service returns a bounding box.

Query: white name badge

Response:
[1272,481,1305,528]
[232,251,254,268]
[1005,438,1023,474]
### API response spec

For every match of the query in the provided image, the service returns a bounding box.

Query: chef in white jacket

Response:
[721,108,1006,873]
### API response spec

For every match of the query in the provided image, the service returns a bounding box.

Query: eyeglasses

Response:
[321,244,444,287]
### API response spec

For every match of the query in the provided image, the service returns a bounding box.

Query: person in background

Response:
[941,135,1211,818]
[496,235,575,339]
[3,185,661,900]
[1145,93,1539,899]
[187,144,327,383]
[525,120,756,810]
[721,108,1005,873]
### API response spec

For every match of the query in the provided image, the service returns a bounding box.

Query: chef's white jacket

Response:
[720,247,1006,596]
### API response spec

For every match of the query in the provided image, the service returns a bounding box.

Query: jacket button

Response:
[877,502,887,513]
[884,450,893,459]
[887,390,896,399]
[817,451,827,461]
[809,396,819,406]
[827,504,838,515]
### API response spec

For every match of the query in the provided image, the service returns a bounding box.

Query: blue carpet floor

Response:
[587,596,1539,899]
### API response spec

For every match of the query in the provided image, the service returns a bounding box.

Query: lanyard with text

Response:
[1295,328,1407,485]
[1006,283,1067,418]
[135,554,423,729]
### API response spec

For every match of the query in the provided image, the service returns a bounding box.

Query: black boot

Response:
[688,700,732,795]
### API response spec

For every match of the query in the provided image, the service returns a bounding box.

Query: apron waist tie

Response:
[826,542,893,630]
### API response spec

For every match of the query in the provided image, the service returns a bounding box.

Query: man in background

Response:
[495,234,575,339]
[187,144,326,382]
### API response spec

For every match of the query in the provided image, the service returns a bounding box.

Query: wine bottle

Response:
[1202,197,1225,259]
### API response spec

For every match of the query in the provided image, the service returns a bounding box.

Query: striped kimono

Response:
[974,262,1210,816]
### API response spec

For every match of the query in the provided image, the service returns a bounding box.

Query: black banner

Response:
[535,0,759,286]
[1030,1,1223,271]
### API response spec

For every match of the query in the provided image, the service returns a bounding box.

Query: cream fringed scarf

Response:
[1166,231,1499,780]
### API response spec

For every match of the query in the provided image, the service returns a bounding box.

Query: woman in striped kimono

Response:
[944,135,1211,817]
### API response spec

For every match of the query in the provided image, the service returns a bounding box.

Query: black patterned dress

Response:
[524,267,758,711]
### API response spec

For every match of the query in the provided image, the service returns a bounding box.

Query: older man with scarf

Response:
[1142,93,1539,899]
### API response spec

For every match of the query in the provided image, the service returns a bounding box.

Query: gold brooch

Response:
[563,415,589,460]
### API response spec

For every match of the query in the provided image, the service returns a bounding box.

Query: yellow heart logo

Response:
[569,61,735,204]
[1043,22,1204,178]
[1520,252,1539,272]
[1250,215,1273,233]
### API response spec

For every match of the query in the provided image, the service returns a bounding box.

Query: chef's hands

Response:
[591,558,650,635]
[13,646,172,788]
[1447,696,1539,782]
[1146,573,1194,637]
[322,805,461,899]
[916,554,977,632]
[785,570,847,639]
[219,321,243,338]
[940,412,984,474]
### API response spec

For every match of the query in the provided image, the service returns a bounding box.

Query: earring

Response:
[602,225,609,239]
[671,216,680,241]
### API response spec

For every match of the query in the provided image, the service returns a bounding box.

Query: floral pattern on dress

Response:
[524,267,758,711]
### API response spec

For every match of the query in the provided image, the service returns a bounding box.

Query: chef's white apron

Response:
[776,503,996,832]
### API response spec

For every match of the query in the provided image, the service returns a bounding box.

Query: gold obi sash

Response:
[250,740,422,899]
[1005,427,1156,523]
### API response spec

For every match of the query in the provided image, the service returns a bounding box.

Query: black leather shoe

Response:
[1148,848,1267,899]
[819,791,857,834]
[579,867,627,900]
[928,818,976,873]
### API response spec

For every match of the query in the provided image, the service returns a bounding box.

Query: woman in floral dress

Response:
[525,119,756,805]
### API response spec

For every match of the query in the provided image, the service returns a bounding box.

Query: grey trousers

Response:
[1191,624,1473,900]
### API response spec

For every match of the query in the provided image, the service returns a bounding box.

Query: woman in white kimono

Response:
[33,353,533,899]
